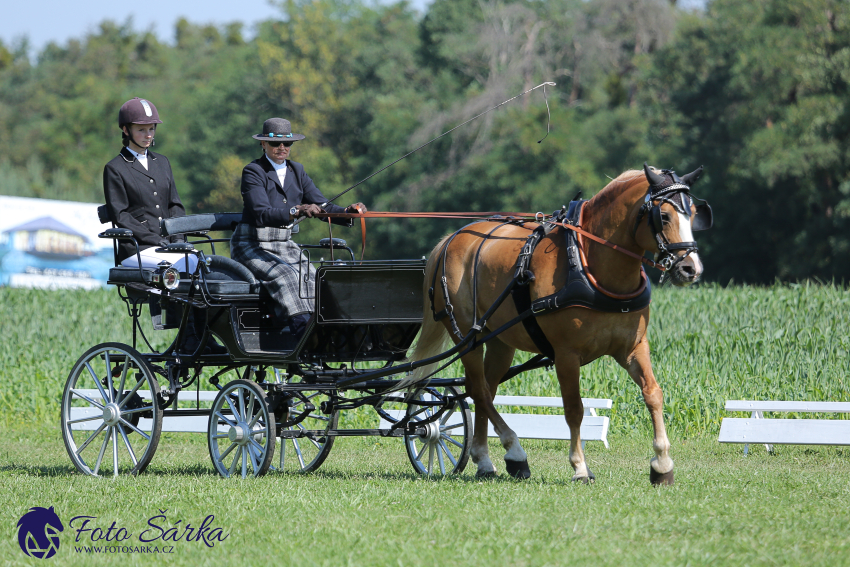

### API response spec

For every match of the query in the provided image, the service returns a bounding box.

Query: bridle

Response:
[633,168,713,281]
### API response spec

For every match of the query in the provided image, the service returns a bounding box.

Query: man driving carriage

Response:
[231,117,366,337]
[103,97,226,354]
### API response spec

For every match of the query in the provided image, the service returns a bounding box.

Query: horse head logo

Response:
[17,506,64,559]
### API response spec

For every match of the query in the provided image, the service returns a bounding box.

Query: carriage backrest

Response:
[160,213,243,237]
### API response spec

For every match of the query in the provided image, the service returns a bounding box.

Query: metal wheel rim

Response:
[208,380,275,478]
[404,386,471,476]
[276,389,338,474]
[61,343,162,477]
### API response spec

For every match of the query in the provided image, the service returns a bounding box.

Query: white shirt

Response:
[265,154,287,187]
[127,147,148,170]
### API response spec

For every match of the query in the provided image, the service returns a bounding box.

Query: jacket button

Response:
[158,217,162,221]
[149,179,154,183]
[155,205,160,209]
[153,192,157,196]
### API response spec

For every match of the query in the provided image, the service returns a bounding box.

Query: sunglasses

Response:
[267,141,294,148]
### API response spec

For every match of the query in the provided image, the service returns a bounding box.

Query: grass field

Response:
[1,283,849,565]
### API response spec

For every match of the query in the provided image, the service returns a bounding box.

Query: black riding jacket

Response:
[103,147,186,262]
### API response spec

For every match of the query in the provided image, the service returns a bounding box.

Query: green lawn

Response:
[1,432,849,566]
[2,283,850,565]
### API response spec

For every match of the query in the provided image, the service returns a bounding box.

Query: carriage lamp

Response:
[152,261,181,291]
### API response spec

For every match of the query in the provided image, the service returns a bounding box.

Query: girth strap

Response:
[510,224,556,359]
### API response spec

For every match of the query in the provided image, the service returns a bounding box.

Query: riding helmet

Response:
[118,97,163,128]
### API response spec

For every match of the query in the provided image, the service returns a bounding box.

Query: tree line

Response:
[0,0,847,284]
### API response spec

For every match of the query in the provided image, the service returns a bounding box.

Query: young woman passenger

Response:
[103,97,226,354]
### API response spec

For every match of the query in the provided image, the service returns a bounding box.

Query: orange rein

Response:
[316,210,668,275]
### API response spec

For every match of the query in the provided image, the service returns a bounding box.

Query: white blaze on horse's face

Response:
[677,208,703,283]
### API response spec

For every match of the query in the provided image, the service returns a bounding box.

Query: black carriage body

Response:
[222,260,425,365]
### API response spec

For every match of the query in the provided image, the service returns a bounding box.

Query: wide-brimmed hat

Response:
[252,118,305,142]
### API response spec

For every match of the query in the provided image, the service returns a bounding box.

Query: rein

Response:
[317,210,669,272]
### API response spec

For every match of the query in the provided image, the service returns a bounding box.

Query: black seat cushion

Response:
[108,266,156,284]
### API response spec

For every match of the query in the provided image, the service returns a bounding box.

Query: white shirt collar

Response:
[127,147,148,160]
[265,154,287,171]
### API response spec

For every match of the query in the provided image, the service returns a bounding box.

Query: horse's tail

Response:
[407,235,452,381]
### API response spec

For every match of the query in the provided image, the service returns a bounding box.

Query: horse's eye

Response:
[661,212,671,224]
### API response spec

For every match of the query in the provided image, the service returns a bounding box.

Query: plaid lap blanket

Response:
[230,224,315,317]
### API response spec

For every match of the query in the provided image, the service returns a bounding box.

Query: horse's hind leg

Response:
[484,340,529,479]
[553,353,595,483]
[464,341,528,478]
[620,337,674,486]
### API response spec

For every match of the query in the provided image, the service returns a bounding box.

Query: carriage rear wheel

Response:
[277,391,339,474]
[404,386,471,476]
[207,380,275,478]
[61,343,162,477]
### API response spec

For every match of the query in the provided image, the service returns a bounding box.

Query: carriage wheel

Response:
[276,390,339,473]
[404,386,471,476]
[61,343,162,477]
[207,380,275,478]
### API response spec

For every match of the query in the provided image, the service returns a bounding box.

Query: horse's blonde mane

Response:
[588,170,649,210]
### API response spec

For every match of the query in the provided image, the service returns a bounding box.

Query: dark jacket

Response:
[103,147,186,262]
[240,155,350,228]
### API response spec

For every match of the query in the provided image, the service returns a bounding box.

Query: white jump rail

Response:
[379,395,612,449]
[718,400,850,455]
[71,391,612,448]
[69,390,219,434]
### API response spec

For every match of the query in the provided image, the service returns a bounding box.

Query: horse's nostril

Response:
[679,265,696,277]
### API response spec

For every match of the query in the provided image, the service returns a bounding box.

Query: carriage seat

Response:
[107,256,260,295]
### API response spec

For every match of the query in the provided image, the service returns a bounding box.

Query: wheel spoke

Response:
[118,417,151,441]
[292,439,306,468]
[121,405,154,416]
[76,422,108,456]
[112,426,119,477]
[118,375,147,409]
[116,355,130,399]
[442,434,464,449]
[437,441,445,474]
[237,389,246,421]
[70,389,105,409]
[416,440,428,461]
[241,445,247,478]
[249,437,267,457]
[246,444,260,472]
[440,406,456,425]
[427,443,435,475]
[279,436,286,469]
[104,351,115,403]
[212,433,229,440]
[85,362,110,405]
[440,422,465,432]
[118,424,137,467]
[214,411,237,428]
[247,392,256,424]
[294,423,322,450]
[228,447,241,476]
[217,441,237,463]
[67,414,104,425]
[439,440,457,467]
[93,427,110,476]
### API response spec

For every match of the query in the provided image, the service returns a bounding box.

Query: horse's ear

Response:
[681,165,704,187]
[643,162,665,187]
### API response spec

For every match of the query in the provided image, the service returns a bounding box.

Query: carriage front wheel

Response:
[404,386,471,476]
[207,379,275,478]
[61,342,163,477]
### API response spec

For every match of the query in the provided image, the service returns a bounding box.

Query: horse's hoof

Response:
[650,467,675,486]
[571,468,596,484]
[476,469,497,479]
[504,459,531,479]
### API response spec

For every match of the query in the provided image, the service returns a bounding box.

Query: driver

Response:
[231,117,366,337]
[103,97,226,354]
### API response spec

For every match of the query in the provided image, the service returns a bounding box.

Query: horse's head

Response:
[634,163,712,286]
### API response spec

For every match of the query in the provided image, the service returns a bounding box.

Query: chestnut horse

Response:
[409,165,708,485]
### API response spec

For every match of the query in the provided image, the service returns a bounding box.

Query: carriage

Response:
[60,209,488,478]
[60,164,711,483]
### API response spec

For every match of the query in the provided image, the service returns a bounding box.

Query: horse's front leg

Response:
[553,353,595,483]
[620,337,674,486]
